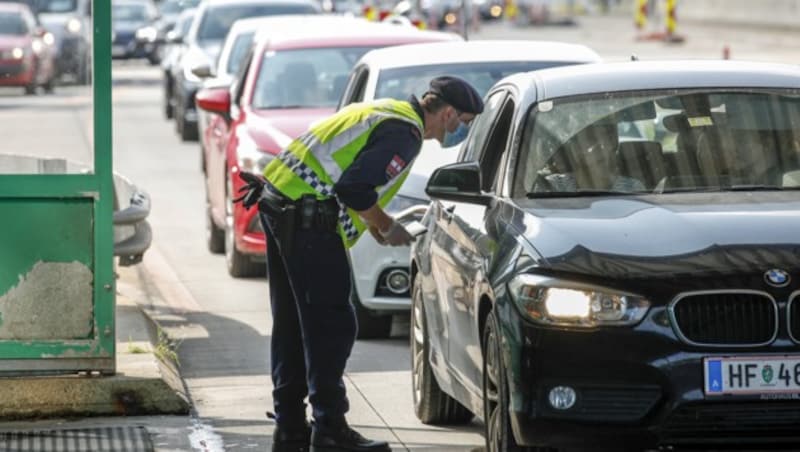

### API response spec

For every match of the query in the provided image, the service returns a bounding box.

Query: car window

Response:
[480,98,516,191]
[514,89,800,198]
[375,61,569,101]
[232,48,253,116]
[28,0,77,13]
[197,3,318,42]
[460,92,506,162]
[351,67,369,104]
[252,47,375,109]
[225,31,254,76]
[0,12,27,35]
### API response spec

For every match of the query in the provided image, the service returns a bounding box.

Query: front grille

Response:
[543,385,661,422]
[671,292,776,346]
[663,402,800,440]
[790,294,800,343]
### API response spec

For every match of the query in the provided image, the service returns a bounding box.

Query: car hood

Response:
[399,140,460,200]
[248,108,332,151]
[515,192,800,278]
[0,35,31,49]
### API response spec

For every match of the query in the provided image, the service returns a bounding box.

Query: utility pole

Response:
[461,0,469,40]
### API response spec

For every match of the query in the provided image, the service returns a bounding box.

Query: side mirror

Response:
[196,87,231,121]
[425,161,492,205]
[166,31,183,44]
[190,62,214,79]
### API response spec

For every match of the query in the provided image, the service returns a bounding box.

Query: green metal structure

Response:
[0,0,114,374]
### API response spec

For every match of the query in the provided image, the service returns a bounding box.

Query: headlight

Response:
[43,32,55,46]
[67,18,82,34]
[31,40,43,54]
[508,274,650,327]
[140,27,158,42]
[136,26,158,42]
[385,194,427,215]
[236,130,276,173]
[11,47,24,59]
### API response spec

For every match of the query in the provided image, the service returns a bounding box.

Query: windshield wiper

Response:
[721,184,800,192]
[657,185,800,194]
[526,190,640,199]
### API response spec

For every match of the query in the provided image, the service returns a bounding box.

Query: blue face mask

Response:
[442,121,470,148]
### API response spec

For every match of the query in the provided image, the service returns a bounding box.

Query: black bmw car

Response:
[410,61,800,450]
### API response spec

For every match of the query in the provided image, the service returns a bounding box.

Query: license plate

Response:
[111,45,126,57]
[705,356,800,395]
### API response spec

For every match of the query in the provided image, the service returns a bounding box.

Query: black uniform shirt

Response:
[333,96,425,211]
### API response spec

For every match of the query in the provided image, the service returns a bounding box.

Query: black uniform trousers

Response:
[259,209,357,431]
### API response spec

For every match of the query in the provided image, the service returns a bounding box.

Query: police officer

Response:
[238,76,483,452]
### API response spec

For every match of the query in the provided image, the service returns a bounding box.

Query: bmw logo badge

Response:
[764,269,791,288]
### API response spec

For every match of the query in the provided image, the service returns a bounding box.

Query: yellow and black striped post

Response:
[664,0,685,43]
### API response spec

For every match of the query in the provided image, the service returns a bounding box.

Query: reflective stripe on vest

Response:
[264,99,423,247]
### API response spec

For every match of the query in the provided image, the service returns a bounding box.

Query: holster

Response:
[258,189,340,257]
[258,187,297,257]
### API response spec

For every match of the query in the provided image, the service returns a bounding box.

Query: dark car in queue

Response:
[111,0,158,61]
[171,0,320,142]
[0,2,56,94]
[161,7,194,120]
[195,18,457,277]
[410,60,800,450]
[134,0,199,65]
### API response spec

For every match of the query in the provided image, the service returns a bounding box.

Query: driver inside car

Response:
[534,124,646,193]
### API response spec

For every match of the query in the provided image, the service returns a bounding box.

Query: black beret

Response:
[427,76,484,114]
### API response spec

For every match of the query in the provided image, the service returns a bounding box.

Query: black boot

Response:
[310,423,391,452]
[272,422,311,452]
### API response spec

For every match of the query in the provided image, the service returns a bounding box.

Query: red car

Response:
[0,3,56,94]
[197,16,458,277]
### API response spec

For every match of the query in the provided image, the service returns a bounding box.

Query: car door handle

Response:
[442,205,455,223]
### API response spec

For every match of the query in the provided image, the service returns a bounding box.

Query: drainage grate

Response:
[0,426,153,452]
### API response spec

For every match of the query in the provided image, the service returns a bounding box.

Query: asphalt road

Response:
[1,15,798,451]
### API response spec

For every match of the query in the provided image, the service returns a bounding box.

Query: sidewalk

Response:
[0,275,195,451]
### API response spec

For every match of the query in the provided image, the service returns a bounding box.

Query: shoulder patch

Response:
[386,154,407,180]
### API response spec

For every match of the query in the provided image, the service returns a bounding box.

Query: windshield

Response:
[375,61,570,99]
[113,3,149,22]
[159,0,182,15]
[0,12,26,35]
[29,0,76,13]
[197,3,317,42]
[225,31,254,76]
[253,47,374,109]
[514,89,800,198]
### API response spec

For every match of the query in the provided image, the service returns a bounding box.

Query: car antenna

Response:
[631,54,640,61]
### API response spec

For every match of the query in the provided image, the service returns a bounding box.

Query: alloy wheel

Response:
[411,283,426,406]
[484,319,503,452]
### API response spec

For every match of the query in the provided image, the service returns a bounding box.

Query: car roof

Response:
[356,40,601,70]
[253,19,458,51]
[505,60,800,101]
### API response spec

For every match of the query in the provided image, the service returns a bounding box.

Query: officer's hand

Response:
[368,225,388,245]
[379,220,414,247]
[233,171,266,210]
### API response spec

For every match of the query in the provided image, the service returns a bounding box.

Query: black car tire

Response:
[483,310,555,452]
[180,116,198,141]
[351,282,392,339]
[164,77,174,119]
[207,203,225,254]
[225,177,264,278]
[43,77,55,94]
[24,84,36,95]
[411,278,473,424]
